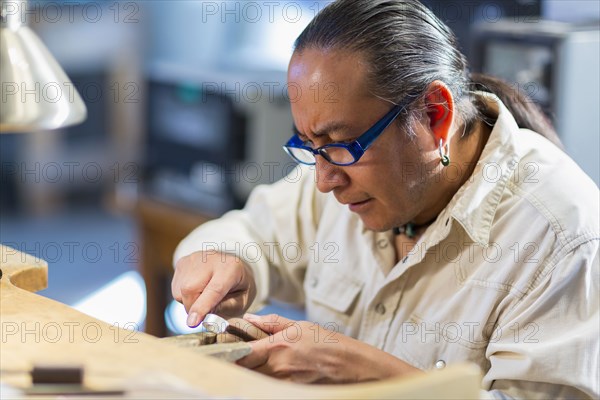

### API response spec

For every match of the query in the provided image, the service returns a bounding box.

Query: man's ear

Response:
[424,80,454,145]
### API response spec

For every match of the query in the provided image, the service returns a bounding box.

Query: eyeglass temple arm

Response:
[356,105,403,150]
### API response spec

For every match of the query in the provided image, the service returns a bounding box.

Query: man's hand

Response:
[171,251,257,327]
[237,314,421,383]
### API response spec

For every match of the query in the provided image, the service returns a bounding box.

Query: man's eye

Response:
[298,137,314,147]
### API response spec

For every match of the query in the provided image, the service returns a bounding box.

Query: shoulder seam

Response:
[528,235,599,293]
[506,179,570,246]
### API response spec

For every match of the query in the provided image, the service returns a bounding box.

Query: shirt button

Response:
[435,360,446,369]
[309,277,318,287]
[375,303,386,315]
[377,239,388,249]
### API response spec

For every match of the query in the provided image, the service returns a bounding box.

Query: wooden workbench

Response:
[0,244,481,398]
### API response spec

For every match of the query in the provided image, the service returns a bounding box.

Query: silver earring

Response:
[439,139,450,166]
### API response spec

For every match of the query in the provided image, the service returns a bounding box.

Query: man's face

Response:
[287,49,440,231]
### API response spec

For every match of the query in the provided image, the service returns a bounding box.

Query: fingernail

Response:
[187,312,199,327]
[244,313,258,321]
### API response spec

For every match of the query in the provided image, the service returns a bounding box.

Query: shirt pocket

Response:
[304,266,363,334]
[395,312,491,372]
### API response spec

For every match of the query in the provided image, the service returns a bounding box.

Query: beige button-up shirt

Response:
[175,93,599,399]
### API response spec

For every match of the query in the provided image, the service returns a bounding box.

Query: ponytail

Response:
[469,73,563,149]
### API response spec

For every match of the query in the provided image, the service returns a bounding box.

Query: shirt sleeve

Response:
[173,165,321,310]
[482,238,599,399]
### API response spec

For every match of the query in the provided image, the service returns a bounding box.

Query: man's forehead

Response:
[287,49,370,100]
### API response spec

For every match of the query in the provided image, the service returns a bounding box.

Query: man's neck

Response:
[412,120,491,226]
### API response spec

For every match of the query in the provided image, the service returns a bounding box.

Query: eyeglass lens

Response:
[287,146,357,166]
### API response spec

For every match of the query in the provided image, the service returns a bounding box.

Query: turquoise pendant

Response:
[393,222,417,239]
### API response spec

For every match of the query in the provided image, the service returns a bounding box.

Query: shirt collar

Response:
[447,92,524,246]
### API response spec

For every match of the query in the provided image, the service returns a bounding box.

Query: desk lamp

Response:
[0,0,86,132]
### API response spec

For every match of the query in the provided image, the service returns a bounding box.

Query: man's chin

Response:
[357,215,395,233]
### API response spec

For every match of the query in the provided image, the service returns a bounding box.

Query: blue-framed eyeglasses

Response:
[283,104,404,166]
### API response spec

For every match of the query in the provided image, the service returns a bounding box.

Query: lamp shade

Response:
[0,0,87,132]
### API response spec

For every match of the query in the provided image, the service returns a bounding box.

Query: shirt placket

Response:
[357,212,456,348]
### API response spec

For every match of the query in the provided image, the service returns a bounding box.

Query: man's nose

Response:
[315,157,347,193]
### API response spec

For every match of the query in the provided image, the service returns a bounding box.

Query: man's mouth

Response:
[348,198,373,212]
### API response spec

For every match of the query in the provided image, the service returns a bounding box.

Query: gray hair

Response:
[294,0,560,145]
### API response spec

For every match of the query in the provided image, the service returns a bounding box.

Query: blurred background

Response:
[1,0,598,337]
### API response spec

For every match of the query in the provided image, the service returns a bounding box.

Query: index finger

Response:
[236,337,270,370]
[187,273,240,327]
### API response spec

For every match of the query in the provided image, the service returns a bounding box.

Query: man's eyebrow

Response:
[293,122,352,138]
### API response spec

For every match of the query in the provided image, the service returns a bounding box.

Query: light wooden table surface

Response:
[0,244,481,399]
